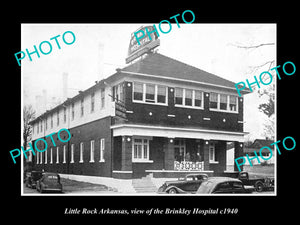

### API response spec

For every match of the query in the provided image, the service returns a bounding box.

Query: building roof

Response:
[29,52,250,125]
[121,52,251,93]
[29,79,107,125]
[244,139,275,153]
[248,139,274,149]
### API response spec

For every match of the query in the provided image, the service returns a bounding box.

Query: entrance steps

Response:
[132,175,158,193]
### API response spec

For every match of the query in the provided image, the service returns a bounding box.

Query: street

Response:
[23,177,118,194]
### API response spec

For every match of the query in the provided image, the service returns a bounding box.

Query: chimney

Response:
[98,43,104,81]
[42,89,47,112]
[62,72,68,101]
[35,95,43,116]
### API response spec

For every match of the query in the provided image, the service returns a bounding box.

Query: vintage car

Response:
[238,171,274,192]
[196,177,254,194]
[25,171,43,189]
[36,172,63,193]
[157,174,208,194]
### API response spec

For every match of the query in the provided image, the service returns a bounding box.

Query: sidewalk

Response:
[59,173,177,194]
[60,174,136,194]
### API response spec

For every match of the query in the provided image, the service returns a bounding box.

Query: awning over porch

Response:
[111,124,246,142]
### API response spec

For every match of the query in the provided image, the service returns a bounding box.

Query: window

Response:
[229,95,237,111]
[57,110,60,126]
[56,147,59,163]
[70,144,74,163]
[145,84,155,103]
[45,148,47,164]
[209,93,218,109]
[174,139,186,162]
[209,93,238,113]
[91,92,95,113]
[232,182,243,190]
[214,182,231,193]
[185,89,193,106]
[119,84,124,103]
[220,94,228,110]
[36,151,39,164]
[63,107,66,123]
[101,88,105,109]
[79,142,84,163]
[71,103,75,120]
[157,85,166,103]
[194,90,202,107]
[63,145,66,163]
[209,142,218,163]
[114,85,119,101]
[175,88,183,105]
[175,88,203,108]
[45,117,48,130]
[113,84,124,103]
[133,82,168,105]
[51,114,53,128]
[80,98,84,117]
[50,148,53,164]
[100,138,105,162]
[132,139,150,162]
[90,140,95,162]
[143,139,148,159]
[133,82,143,101]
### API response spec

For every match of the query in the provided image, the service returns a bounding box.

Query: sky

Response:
[21,23,276,140]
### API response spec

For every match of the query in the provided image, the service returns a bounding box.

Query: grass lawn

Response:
[243,164,275,176]
[227,164,275,176]
[61,178,117,193]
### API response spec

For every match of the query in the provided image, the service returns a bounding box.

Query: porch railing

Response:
[174,161,204,171]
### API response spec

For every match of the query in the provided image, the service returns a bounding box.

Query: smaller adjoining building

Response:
[243,139,275,165]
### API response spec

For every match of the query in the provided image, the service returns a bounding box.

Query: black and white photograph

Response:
[4,4,298,221]
[21,23,276,195]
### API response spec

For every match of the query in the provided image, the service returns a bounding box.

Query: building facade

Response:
[30,52,250,179]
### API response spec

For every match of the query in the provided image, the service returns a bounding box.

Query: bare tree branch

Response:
[247,60,275,75]
[229,43,275,49]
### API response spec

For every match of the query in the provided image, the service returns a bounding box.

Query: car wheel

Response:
[168,188,177,194]
[255,181,264,192]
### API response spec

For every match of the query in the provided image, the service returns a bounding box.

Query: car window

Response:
[197,175,208,180]
[186,177,194,181]
[232,182,243,189]
[197,181,214,193]
[47,175,58,180]
[214,182,231,192]
[240,173,247,179]
[194,176,201,180]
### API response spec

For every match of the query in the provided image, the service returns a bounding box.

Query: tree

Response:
[23,105,35,169]
[258,83,275,118]
[231,41,275,139]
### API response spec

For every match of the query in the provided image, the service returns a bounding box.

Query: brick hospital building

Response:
[30,52,250,179]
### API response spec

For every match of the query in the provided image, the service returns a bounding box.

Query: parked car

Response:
[196,177,254,194]
[25,171,43,189]
[36,172,63,193]
[237,171,274,192]
[157,174,208,194]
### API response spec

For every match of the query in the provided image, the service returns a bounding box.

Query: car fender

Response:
[165,186,187,194]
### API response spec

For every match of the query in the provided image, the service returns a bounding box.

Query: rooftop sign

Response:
[125,26,160,64]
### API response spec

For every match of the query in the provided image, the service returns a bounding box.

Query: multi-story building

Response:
[30,52,250,179]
